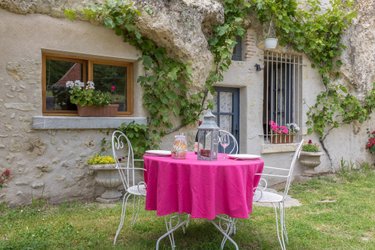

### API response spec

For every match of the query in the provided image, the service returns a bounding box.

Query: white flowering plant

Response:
[286,123,300,134]
[66,80,112,107]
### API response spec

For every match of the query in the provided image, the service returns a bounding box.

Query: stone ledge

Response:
[261,143,298,154]
[32,116,147,130]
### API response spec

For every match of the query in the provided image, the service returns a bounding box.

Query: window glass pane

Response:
[220,115,232,132]
[232,36,242,61]
[46,59,83,110]
[220,92,233,112]
[93,64,127,112]
[212,92,218,113]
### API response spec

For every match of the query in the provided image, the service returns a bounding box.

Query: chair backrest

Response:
[218,129,239,154]
[112,130,135,191]
[282,140,304,200]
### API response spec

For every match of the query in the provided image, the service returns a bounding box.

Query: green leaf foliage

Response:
[70,0,374,143]
[69,87,112,107]
[249,0,375,138]
[118,121,156,158]
[79,0,201,144]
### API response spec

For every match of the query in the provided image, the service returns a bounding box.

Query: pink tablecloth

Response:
[144,152,264,220]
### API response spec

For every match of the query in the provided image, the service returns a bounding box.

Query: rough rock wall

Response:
[2,1,374,92]
[0,57,98,205]
[0,0,224,206]
[135,0,223,88]
[1,0,374,207]
[341,0,375,93]
[0,0,224,88]
[0,8,142,206]
[0,0,102,16]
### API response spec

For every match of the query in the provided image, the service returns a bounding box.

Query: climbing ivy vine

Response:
[205,1,250,98]
[66,0,375,149]
[67,1,202,143]
[249,0,375,140]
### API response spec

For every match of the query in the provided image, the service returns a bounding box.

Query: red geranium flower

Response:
[269,120,289,135]
[366,129,375,154]
[0,168,11,188]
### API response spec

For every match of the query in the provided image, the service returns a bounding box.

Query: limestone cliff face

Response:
[2,0,374,93]
[0,0,224,88]
[0,0,98,17]
[341,0,375,93]
[0,0,374,206]
[0,0,224,205]
[135,0,223,88]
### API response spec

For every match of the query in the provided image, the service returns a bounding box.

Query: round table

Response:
[144,151,264,249]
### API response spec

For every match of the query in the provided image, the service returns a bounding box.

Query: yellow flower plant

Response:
[87,154,115,165]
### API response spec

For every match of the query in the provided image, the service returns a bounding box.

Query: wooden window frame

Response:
[42,51,134,116]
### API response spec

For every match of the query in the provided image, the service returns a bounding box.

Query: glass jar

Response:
[172,134,187,159]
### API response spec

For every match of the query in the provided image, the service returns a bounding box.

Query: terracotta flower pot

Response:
[271,134,294,144]
[77,104,119,117]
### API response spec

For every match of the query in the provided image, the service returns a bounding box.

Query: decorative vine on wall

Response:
[249,0,375,165]
[66,0,375,157]
[66,1,202,143]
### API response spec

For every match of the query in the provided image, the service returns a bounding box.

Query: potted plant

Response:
[0,168,11,190]
[93,123,155,200]
[286,122,300,141]
[87,154,122,203]
[366,129,375,154]
[118,121,156,158]
[66,80,118,116]
[366,129,375,164]
[265,38,278,49]
[264,20,278,49]
[269,120,299,143]
[299,140,324,170]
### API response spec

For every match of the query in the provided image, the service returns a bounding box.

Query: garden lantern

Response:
[197,110,219,161]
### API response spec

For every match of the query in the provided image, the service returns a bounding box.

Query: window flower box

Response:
[77,104,119,117]
[271,134,294,144]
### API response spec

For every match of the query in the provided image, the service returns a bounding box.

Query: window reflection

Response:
[93,64,127,112]
[46,59,84,111]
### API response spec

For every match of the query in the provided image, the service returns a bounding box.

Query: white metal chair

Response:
[253,140,304,250]
[218,129,239,154]
[112,130,146,245]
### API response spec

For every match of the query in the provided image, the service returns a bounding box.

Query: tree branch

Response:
[320,127,335,172]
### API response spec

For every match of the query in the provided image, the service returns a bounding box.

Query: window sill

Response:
[32,116,147,130]
[261,143,299,154]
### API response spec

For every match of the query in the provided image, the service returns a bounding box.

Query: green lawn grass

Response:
[1,168,375,250]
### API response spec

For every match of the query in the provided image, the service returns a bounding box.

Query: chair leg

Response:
[182,214,190,234]
[166,216,176,249]
[131,195,137,224]
[132,195,142,225]
[113,192,131,245]
[281,201,288,244]
[272,203,286,250]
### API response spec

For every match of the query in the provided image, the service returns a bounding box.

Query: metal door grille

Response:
[263,51,302,144]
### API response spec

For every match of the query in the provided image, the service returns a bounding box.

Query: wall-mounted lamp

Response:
[255,64,263,71]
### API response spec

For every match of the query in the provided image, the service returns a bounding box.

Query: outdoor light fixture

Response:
[255,64,263,71]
